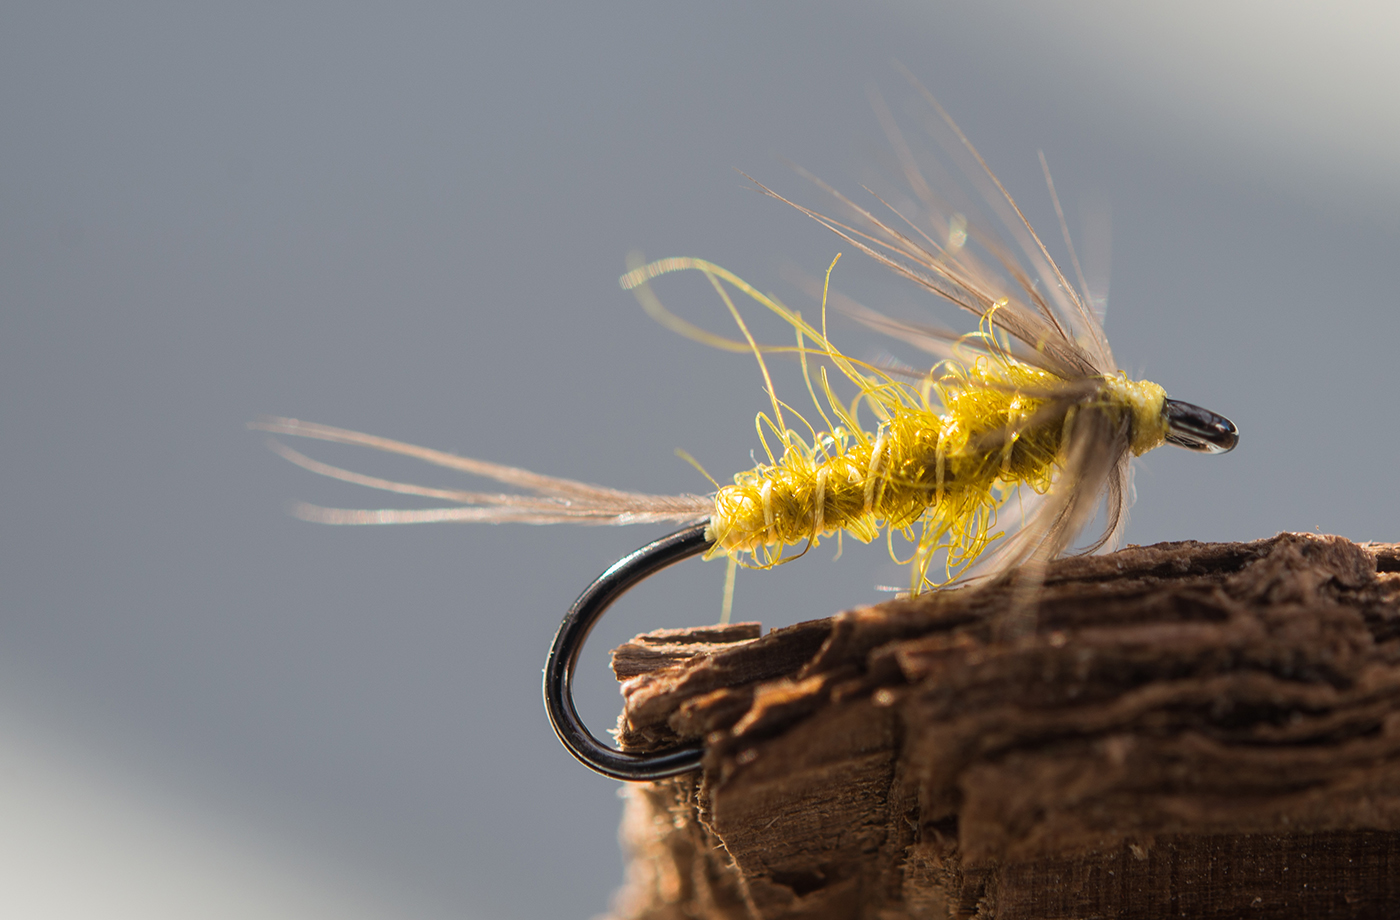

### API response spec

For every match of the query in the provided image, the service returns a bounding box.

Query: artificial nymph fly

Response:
[253,94,1237,781]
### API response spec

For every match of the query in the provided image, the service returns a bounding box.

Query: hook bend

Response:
[543,522,712,781]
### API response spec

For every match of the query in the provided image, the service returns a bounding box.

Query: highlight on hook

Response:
[543,523,712,781]
[1163,398,1240,454]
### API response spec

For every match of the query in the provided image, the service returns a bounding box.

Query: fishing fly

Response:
[253,85,1237,781]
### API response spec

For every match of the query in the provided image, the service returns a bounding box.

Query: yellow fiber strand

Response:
[720,556,737,625]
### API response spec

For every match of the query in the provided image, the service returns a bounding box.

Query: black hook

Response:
[543,522,712,781]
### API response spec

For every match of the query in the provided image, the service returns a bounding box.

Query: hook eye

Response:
[543,523,712,781]
[1164,398,1238,454]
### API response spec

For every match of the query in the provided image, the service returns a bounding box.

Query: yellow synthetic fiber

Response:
[623,257,1169,592]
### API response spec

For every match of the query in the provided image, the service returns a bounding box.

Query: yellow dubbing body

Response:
[706,360,1168,576]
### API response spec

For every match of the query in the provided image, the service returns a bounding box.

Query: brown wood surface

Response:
[604,534,1400,920]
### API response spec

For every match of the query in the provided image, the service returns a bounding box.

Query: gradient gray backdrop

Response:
[4,3,1399,918]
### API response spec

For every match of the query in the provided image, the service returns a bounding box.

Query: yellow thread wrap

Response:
[1101,375,1168,456]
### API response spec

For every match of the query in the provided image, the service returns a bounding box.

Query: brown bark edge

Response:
[603,534,1400,920]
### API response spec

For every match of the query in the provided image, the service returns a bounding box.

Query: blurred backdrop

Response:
[3,2,1398,918]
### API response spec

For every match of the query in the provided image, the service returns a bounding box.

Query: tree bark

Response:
[603,534,1400,920]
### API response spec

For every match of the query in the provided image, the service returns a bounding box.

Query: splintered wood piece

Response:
[605,534,1400,920]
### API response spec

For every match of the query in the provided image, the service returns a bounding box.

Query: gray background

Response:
[4,2,1398,918]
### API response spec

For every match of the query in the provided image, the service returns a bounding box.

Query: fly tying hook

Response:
[542,405,1236,781]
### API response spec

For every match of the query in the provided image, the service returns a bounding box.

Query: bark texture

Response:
[603,534,1400,920]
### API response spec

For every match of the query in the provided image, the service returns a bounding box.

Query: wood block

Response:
[605,534,1400,919]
